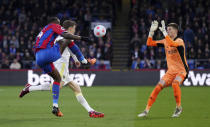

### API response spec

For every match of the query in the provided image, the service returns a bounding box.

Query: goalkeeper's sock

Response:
[52,82,60,107]
[75,93,94,112]
[172,81,181,107]
[146,84,163,111]
[29,84,51,91]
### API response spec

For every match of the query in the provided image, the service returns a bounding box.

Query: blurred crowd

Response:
[129,0,210,69]
[0,0,115,69]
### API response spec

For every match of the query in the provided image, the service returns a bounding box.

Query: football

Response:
[93,25,106,37]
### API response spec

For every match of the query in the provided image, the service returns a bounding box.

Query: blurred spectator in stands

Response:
[96,48,103,60]
[98,60,106,69]
[132,20,139,35]
[104,42,112,60]
[2,59,9,69]
[10,36,19,49]
[0,49,2,60]
[9,44,16,55]
[23,51,33,69]
[131,46,140,61]
[184,25,194,47]
[10,59,21,69]
[130,33,141,49]
[188,48,196,59]
[156,59,163,69]
[89,43,97,55]
[131,57,141,69]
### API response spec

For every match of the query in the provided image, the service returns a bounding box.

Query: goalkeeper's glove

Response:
[159,20,168,37]
[149,20,158,37]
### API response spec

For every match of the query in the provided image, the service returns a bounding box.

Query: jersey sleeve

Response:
[54,36,64,44]
[68,41,85,61]
[165,36,184,47]
[68,48,79,62]
[51,24,66,35]
[147,37,165,47]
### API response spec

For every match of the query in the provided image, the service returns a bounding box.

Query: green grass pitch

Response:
[0,86,210,127]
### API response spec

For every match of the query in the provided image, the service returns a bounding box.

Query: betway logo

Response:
[160,70,210,86]
[28,70,96,87]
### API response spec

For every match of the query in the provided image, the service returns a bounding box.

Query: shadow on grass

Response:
[135,116,179,121]
[0,117,58,125]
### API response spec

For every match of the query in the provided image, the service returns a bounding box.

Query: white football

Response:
[94,25,106,37]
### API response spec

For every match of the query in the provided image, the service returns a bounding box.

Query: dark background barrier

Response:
[0,69,209,86]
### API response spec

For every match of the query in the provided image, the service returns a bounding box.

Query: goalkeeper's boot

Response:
[88,58,96,65]
[19,84,31,98]
[89,111,104,118]
[137,110,148,117]
[172,106,182,117]
[52,106,63,117]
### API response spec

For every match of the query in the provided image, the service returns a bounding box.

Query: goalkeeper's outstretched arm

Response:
[147,20,164,47]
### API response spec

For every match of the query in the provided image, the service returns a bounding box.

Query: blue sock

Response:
[68,42,85,61]
[52,82,60,107]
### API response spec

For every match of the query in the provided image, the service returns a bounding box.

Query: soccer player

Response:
[138,20,189,117]
[19,17,91,117]
[19,20,104,118]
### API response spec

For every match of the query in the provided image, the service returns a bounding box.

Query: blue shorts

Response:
[36,43,61,73]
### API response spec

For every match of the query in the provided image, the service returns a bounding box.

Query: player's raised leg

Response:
[67,81,104,118]
[19,83,51,98]
[137,82,163,117]
[138,71,175,117]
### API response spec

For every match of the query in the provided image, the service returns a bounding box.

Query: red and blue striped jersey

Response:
[34,23,65,51]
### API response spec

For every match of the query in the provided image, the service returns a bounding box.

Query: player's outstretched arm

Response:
[61,32,81,40]
[148,20,158,37]
[147,20,163,47]
[147,37,158,46]
[51,24,91,42]
[147,37,165,47]
[61,32,92,43]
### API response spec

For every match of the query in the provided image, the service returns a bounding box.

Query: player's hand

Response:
[75,61,81,68]
[81,36,93,43]
[159,20,168,36]
[81,59,88,64]
[149,20,158,37]
[150,20,159,32]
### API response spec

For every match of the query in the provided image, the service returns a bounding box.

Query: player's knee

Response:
[54,76,61,83]
[172,80,180,86]
[158,80,166,88]
[75,87,81,93]
[69,81,81,93]
[173,76,183,85]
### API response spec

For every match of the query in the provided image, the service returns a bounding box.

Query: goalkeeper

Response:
[138,20,189,117]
